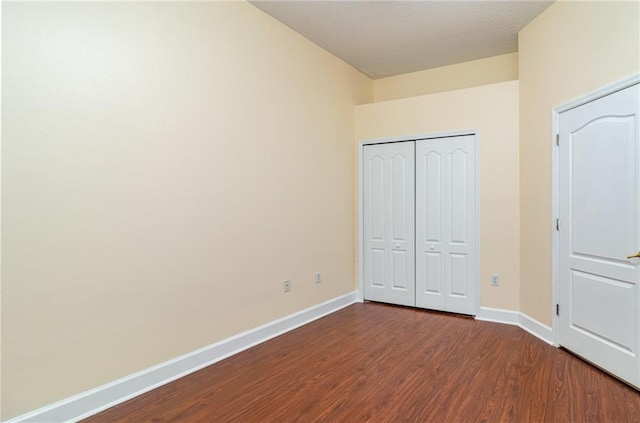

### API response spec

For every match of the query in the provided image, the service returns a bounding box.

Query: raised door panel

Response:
[425,150,443,243]
[424,252,442,294]
[449,253,468,297]
[449,148,469,245]
[392,154,409,241]
[369,156,385,241]
[571,117,636,261]
[570,271,635,354]
[369,249,385,287]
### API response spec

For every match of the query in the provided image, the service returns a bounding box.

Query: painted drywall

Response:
[356,81,520,312]
[518,1,640,326]
[374,53,518,102]
[1,2,372,419]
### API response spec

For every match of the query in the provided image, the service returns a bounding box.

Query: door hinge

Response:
[556,134,560,146]
[556,304,560,316]
[556,218,560,231]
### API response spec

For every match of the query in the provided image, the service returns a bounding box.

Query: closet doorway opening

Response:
[358,131,480,316]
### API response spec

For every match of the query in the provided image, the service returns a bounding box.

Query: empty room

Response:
[2,0,640,422]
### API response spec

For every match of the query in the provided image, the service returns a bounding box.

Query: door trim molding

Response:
[357,129,481,316]
[554,74,640,114]
[551,73,640,346]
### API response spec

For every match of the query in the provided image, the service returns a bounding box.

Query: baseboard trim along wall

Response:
[476,306,555,346]
[518,312,555,346]
[6,291,359,423]
[475,306,520,325]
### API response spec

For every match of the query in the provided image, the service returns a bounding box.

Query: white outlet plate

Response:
[315,272,322,283]
[284,279,291,292]
[491,274,499,286]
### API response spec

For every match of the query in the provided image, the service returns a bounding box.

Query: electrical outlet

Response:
[491,274,499,286]
[315,272,322,284]
[283,279,291,292]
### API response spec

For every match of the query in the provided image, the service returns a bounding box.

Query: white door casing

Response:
[557,82,640,387]
[363,142,415,307]
[416,136,478,315]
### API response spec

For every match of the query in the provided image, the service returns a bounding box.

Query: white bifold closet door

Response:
[415,136,477,315]
[363,142,415,307]
[363,136,477,315]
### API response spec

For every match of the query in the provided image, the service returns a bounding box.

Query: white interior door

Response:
[558,83,640,387]
[363,142,415,307]
[415,136,478,315]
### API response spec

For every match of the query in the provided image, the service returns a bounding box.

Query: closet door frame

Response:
[357,129,481,316]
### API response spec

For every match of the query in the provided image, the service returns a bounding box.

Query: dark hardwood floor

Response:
[84,302,640,422]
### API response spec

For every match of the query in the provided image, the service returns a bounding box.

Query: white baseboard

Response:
[6,291,358,423]
[519,312,555,346]
[475,306,520,325]
[476,306,555,346]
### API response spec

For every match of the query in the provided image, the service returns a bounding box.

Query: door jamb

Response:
[357,129,481,316]
[551,73,640,347]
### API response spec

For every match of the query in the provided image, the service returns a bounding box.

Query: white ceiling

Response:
[250,0,553,79]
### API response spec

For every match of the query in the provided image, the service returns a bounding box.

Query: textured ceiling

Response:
[250,0,553,79]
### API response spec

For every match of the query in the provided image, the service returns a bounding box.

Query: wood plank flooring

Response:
[84,302,640,422]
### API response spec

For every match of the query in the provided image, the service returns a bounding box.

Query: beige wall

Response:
[374,53,518,102]
[356,81,520,312]
[518,1,640,326]
[1,2,372,419]
[5,0,639,419]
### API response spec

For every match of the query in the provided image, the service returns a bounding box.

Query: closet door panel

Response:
[443,136,477,315]
[363,142,415,306]
[416,139,445,309]
[416,136,477,315]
